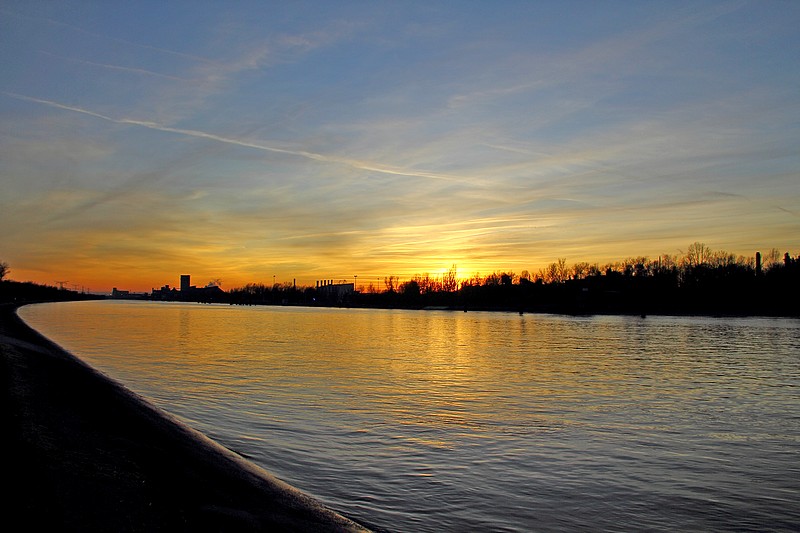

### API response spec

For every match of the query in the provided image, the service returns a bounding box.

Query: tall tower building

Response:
[180,274,191,292]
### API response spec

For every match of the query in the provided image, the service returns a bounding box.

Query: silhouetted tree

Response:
[572,262,591,280]
[384,275,398,293]
[763,248,782,270]
[684,242,712,267]
[442,264,458,292]
[0,261,8,281]
[400,279,420,296]
[540,259,569,283]
[478,272,497,286]
[416,273,439,294]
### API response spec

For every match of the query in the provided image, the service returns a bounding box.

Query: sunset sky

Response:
[1,1,798,293]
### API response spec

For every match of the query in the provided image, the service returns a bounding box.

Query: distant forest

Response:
[0,282,101,306]
[228,243,800,317]
[2,243,798,316]
[0,261,100,305]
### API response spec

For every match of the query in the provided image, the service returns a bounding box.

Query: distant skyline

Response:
[1,1,798,292]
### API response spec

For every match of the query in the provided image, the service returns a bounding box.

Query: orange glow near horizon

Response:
[6,239,782,295]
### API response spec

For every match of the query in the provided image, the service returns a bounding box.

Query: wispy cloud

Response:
[3,92,473,184]
[4,8,217,65]
[39,51,193,82]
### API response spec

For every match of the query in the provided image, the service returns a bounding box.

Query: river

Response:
[19,300,800,532]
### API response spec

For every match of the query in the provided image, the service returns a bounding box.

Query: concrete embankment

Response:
[1,303,371,532]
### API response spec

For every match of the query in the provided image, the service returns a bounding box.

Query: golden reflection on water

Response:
[19,301,800,533]
[23,301,789,443]
[22,302,796,443]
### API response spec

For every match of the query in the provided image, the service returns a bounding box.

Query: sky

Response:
[1,1,798,293]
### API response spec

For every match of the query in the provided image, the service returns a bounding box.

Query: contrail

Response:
[4,92,468,184]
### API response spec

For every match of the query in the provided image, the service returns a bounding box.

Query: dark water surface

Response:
[21,301,800,531]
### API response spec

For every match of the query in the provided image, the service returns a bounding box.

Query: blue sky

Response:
[1,1,798,291]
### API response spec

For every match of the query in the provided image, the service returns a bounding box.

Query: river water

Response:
[19,300,800,532]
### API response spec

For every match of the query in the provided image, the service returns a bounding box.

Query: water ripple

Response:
[20,302,800,532]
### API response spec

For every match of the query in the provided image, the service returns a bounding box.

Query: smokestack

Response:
[756,251,762,276]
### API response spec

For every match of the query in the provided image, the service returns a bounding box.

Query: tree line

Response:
[3,242,798,315]
[0,262,102,305]
[225,243,799,316]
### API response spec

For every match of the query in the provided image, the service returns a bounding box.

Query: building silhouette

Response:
[315,280,355,304]
[150,274,225,302]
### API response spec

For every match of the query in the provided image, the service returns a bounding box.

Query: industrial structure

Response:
[150,274,225,302]
[315,280,355,303]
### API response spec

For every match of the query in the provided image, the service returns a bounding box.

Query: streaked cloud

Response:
[5,92,472,185]
[39,51,193,82]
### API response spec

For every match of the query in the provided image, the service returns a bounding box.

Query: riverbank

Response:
[0,303,371,532]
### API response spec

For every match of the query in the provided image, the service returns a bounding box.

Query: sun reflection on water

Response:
[19,301,800,532]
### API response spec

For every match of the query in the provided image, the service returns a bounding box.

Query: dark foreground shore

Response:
[0,304,371,532]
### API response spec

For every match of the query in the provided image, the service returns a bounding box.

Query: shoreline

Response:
[108,295,800,318]
[1,303,372,531]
